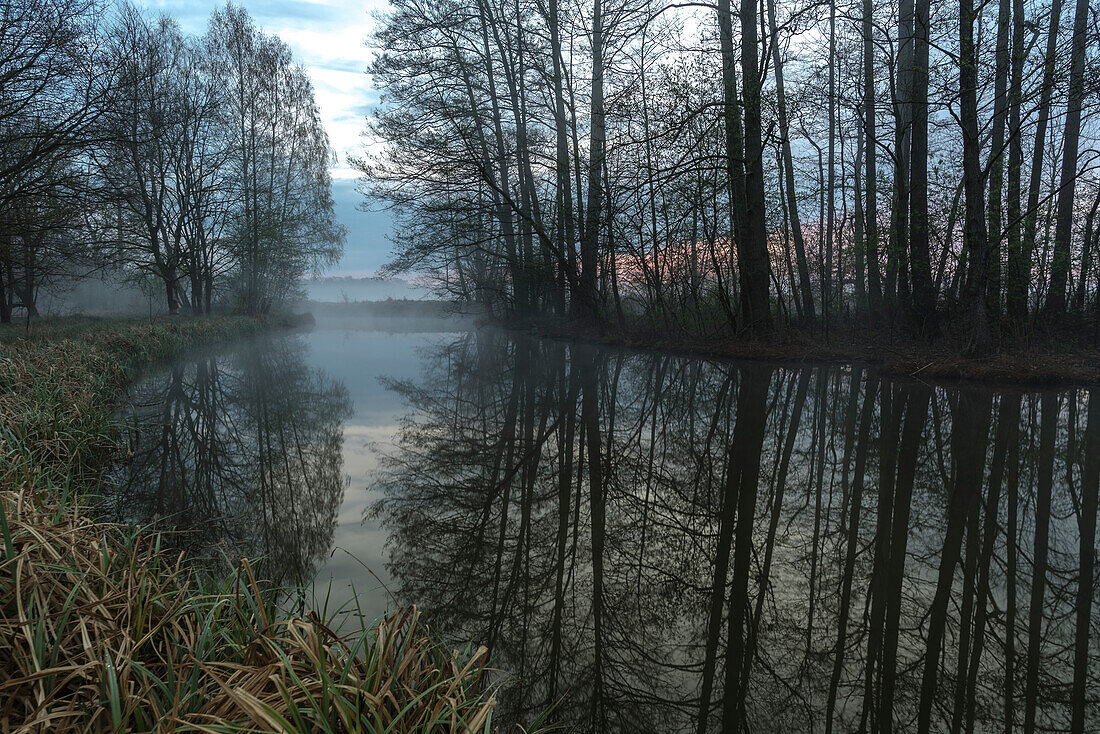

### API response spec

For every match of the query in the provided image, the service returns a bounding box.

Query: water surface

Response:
[110,321,1100,732]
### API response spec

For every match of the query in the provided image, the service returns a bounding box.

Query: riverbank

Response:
[0,316,501,732]
[521,317,1100,387]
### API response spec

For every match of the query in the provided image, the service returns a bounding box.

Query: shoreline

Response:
[0,315,503,732]
[509,318,1100,389]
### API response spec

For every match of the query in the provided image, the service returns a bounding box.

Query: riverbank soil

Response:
[520,318,1100,387]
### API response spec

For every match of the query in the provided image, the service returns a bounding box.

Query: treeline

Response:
[362,0,1099,348]
[0,0,343,322]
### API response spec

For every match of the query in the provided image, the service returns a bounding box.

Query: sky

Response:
[150,0,393,276]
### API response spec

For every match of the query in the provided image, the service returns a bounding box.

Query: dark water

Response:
[110,324,1100,732]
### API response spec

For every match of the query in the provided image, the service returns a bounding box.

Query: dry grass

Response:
[0,488,496,732]
[0,317,509,733]
[0,316,269,492]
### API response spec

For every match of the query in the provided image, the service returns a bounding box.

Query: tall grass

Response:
[0,488,497,731]
[0,317,508,732]
[0,316,268,491]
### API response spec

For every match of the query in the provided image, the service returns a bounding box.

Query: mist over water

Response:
[28,275,428,318]
[301,276,424,303]
[108,320,1100,732]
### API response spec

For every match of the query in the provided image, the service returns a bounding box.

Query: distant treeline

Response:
[306,299,467,333]
[362,0,1099,350]
[302,276,424,303]
[0,0,343,322]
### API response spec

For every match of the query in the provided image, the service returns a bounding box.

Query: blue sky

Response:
[149,0,393,275]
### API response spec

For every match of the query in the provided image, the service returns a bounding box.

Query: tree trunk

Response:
[165,271,180,315]
[475,0,524,313]
[908,0,936,330]
[887,0,914,316]
[767,0,815,323]
[825,0,837,325]
[1072,188,1100,314]
[1042,0,1090,320]
[0,263,10,325]
[863,0,884,319]
[717,0,747,332]
[986,0,1011,319]
[960,0,992,353]
[549,0,575,315]
[1019,0,1063,321]
[579,0,604,324]
[1005,0,1027,321]
[737,0,773,332]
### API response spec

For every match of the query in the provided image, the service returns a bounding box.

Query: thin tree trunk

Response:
[1019,0,1063,321]
[767,0,815,323]
[987,0,1011,319]
[825,0,836,326]
[960,0,992,353]
[863,0,883,318]
[579,0,605,324]
[717,0,747,332]
[908,0,936,329]
[888,0,915,316]
[1005,0,1028,321]
[1042,0,1090,320]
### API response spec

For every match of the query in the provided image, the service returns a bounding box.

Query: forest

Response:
[362,0,1100,352]
[0,0,343,322]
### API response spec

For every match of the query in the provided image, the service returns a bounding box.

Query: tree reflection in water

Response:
[108,334,352,587]
[371,330,1100,733]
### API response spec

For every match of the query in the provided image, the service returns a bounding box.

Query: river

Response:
[107,316,1100,732]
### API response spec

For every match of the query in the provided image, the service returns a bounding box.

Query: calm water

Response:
[109,321,1100,732]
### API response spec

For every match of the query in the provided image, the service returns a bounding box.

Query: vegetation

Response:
[0,317,503,732]
[0,316,267,486]
[0,0,343,321]
[362,0,1100,356]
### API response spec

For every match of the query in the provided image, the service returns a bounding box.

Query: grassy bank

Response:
[521,316,1100,387]
[0,317,502,732]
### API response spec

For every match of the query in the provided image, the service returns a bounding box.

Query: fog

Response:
[306,300,475,333]
[302,276,425,303]
[29,275,435,318]
[34,272,166,317]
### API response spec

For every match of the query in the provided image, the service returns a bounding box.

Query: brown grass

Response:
[0,488,495,732]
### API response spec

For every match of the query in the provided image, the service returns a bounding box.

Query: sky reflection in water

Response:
[110,323,1100,732]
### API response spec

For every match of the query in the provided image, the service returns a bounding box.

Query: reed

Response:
[0,488,496,732]
[0,317,507,733]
